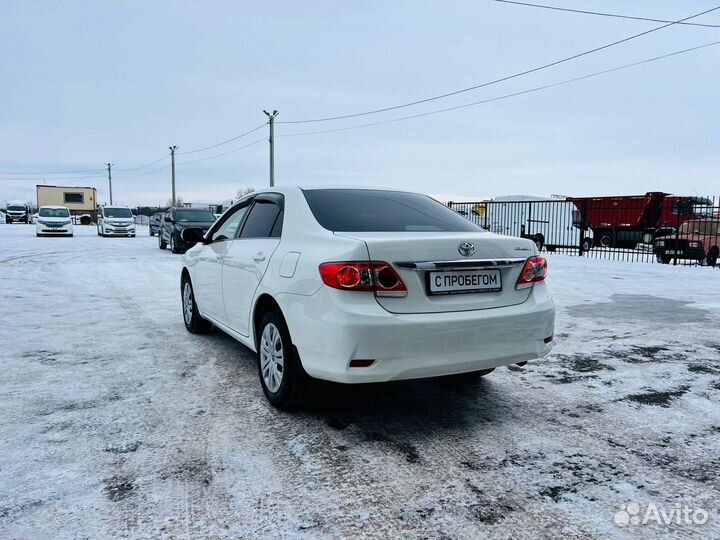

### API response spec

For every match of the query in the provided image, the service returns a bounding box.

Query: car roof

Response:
[102,205,131,209]
[39,205,69,209]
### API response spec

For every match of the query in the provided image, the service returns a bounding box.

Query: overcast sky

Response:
[1,0,718,206]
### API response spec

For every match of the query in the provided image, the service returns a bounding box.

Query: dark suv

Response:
[158,207,217,254]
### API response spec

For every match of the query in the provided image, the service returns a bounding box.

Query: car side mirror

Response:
[181,227,206,244]
[164,216,173,223]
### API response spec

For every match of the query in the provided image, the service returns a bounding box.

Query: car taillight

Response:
[515,256,547,289]
[319,262,407,296]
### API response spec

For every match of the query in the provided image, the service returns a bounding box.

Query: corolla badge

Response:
[458,241,475,257]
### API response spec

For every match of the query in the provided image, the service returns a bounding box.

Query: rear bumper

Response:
[277,283,555,383]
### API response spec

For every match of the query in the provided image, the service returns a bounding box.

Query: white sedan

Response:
[36,206,74,237]
[180,186,555,408]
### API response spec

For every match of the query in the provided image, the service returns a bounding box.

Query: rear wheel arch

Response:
[253,294,284,349]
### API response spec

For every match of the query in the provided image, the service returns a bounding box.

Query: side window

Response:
[240,201,282,238]
[212,205,250,242]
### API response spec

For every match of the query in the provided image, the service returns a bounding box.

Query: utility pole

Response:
[105,163,113,204]
[169,146,179,206]
[263,110,279,187]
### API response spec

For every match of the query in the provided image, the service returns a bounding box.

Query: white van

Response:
[97,206,136,237]
[36,206,73,237]
[487,196,592,252]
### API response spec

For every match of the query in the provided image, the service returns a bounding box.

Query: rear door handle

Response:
[253,252,266,262]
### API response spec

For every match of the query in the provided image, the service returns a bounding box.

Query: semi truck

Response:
[36,185,97,225]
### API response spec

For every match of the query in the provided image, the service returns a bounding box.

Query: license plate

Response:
[428,269,502,295]
[666,250,682,255]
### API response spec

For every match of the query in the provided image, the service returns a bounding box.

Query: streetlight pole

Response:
[105,163,113,204]
[169,146,178,206]
[263,110,278,187]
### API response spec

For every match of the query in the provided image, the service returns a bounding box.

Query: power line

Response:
[114,163,172,179]
[114,154,170,172]
[0,167,105,175]
[102,138,266,179]
[279,5,720,125]
[178,123,267,155]
[277,40,720,138]
[492,0,720,28]
[178,137,267,165]
[0,173,106,181]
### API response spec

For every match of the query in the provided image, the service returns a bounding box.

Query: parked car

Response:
[5,201,32,224]
[178,186,555,408]
[97,206,136,237]
[149,212,165,236]
[654,219,720,266]
[158,207,217,254]
[36,206,73,237]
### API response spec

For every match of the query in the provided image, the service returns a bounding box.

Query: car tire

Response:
[159,233,167,250]
[581,237,592,252]
[170,234,182,254]
[657,255,671,264]
[149,229,155,236]
[599,232,614,248]
[181,275,211,334]
[257,309,306,409]
[707,247,718,268]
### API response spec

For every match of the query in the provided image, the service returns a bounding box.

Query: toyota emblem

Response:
[458,241,475,257]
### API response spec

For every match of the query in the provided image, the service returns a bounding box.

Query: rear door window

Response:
[240,200,283,238]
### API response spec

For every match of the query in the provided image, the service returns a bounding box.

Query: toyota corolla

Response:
[179,187,555,408]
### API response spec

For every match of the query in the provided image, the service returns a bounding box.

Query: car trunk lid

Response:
[335,231,535,314]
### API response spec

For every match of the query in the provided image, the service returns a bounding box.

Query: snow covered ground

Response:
[1,224,719,539]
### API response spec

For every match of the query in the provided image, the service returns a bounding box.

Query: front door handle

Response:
[217,254,224,261]
[253,252,266,262]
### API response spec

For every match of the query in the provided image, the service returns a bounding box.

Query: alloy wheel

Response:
[182,282,193,324]
[260,323,284,393]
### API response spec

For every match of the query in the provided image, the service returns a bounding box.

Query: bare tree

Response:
[236,187,255,198]
[166,196,184,207]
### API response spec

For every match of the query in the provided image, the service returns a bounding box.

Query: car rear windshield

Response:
[104,208,133,218]
[303,189,481,232]
[175,209,216,222]
[39,208,70,218]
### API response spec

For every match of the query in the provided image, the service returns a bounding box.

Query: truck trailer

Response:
[36,185,97,224]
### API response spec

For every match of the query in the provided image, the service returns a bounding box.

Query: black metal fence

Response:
[448,195,720,266]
